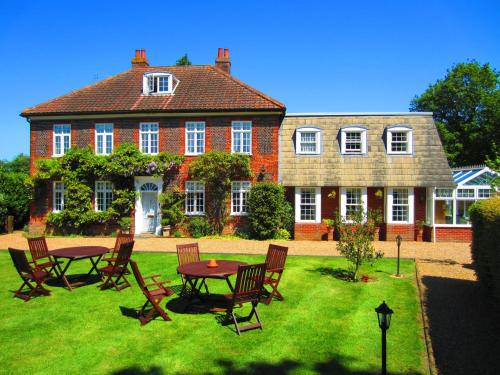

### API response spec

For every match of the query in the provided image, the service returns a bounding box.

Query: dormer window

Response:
[143,72,176,95]
[296,127,321,155]
[387,126,413,155]
[340,126,367,155]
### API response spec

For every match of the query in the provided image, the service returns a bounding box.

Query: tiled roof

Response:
[21,65,285,116]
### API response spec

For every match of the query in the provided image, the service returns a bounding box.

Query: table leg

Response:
[87,255,103,276]
[55,258,74,291]
[225,277,234,292]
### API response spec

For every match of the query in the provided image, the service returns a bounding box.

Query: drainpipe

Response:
[432,187,436,243]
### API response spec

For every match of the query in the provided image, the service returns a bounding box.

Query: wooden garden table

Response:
[50,246,109,291]
[177,260,247,299]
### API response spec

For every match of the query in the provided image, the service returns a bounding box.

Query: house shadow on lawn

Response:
[112,356,418,375]
[422,275,500,375]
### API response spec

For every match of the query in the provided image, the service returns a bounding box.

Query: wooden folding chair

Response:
[130,260,174,326]
[176,243,209,295]
[99,241,134,291]
[27,236,60,276]
[223,263,267,335]
[8,248,51,301]
[262,244,288,304]
[101,232,134,271]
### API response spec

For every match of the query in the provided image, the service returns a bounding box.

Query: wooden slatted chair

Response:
[99,240,134,291]
[27,236,60,275]
[262,244,289,304]
[223,263,267,335]
[8,248,51,301]
[176,243,208,295]
[130,260,174,326]
[101,232,134,269]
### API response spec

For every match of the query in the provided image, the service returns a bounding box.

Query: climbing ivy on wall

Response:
[32,144,184,234]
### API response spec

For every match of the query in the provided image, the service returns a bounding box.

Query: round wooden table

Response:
[177,260,247,298]
[50,246,109,291]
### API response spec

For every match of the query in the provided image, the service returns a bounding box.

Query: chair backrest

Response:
[112,233,134,256]
[265,244,289,272]
[8,248,33,275]
[114,240,135,269]
[130,260,147,292]
[27,237,49,261]
[176,243,200,266]
[232,263,267,304]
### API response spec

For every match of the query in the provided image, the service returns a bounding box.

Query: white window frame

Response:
[95,123,114,155]
[387,187,414,224]
[140,122,159,155]
[340,127,367,155]
[231,181,251,216]
[185,181,205,215]
[340,187,368,222]
[143,72,173,95]
[185,122,206,155]
[231,121,252,154]
[294,187,321,223]
[53,181,65,212]
[296,127,321,155]
[387,126,413,155]
[95,181,113,212]
[53,124,71,157]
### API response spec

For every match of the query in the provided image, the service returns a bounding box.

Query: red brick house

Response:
[21,49,285,235]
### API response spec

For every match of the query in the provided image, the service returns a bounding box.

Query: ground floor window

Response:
[340,187,367,221]
[387,187,414,224]
[231,181,251,215]
[295,187,321,223]
[53,181,65,212]
[95,181,113,211]
[185,181,205,215]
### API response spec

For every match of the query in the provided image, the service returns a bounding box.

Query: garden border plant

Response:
[32,144,183,234]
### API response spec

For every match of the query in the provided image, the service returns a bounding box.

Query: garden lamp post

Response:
[375,301,394,375]
[395,235,402,277]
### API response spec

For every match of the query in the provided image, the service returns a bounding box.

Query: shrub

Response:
[336,209,376,281]
[247,182,293,240]
[188,217,211,238]
[470,197,500,301]
[118,217,132,232]
[273,228,291,240]
[160,188,185,228]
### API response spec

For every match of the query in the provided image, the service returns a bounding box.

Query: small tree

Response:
[176,54,192,66]
[188,151,252,234]
[336,209,376,281]
[247,182,293,240]
[160,187,185,229]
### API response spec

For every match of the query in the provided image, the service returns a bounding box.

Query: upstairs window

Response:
[140,123,159,154]
[95,123,113,155]
[143,73,173,95]
[387,126,413,155]
[341,127,367,155]
[232,121,252,154]
[53,181,65,212]
[185,122,205,155]
[53,124,71,156]
[296,127,321,155]
[95,181,113,211]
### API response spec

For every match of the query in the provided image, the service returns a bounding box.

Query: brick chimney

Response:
[215,48,231,74]
[131,49,149,67]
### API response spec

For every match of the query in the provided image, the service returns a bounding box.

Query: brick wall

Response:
[294,222,329,241]
[435,227,472,242]
[29,115,281,234]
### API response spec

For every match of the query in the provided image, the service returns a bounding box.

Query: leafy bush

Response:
[118,217,132,232]
[336,209,376,281]
[188,151,252,234]
[247,182,293,240]
[470,197,500,301]
[160,188,185,228]
[273,228,291,240]
[188,217,211,238]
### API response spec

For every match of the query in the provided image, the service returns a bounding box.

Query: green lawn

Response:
[0,252,426,375]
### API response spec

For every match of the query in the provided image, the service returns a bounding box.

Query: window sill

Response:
[434,224,472,228]
[185,152,205,156]
[185,212,206,216]
[296,153,320,156]
[231,213,249,217]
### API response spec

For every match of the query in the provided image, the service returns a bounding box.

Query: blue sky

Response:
[0,0,498,159]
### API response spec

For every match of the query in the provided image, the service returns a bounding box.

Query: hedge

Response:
[470,197,500,301]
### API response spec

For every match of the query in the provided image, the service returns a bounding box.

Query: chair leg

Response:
[230,310,241,336]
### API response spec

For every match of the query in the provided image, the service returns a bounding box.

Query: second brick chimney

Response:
[215,48,231,74]
[131,49,149,68]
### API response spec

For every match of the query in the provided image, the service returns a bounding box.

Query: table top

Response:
[50,246,109,259]
[177,260,247,278]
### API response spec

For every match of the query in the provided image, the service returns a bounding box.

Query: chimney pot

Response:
[224,48,229,58]
[218,48,223,58]
[141,49,146,59]
[131,48,149,68]
[135,49,140,58]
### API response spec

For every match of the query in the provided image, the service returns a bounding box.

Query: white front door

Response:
[141,193,158,233]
